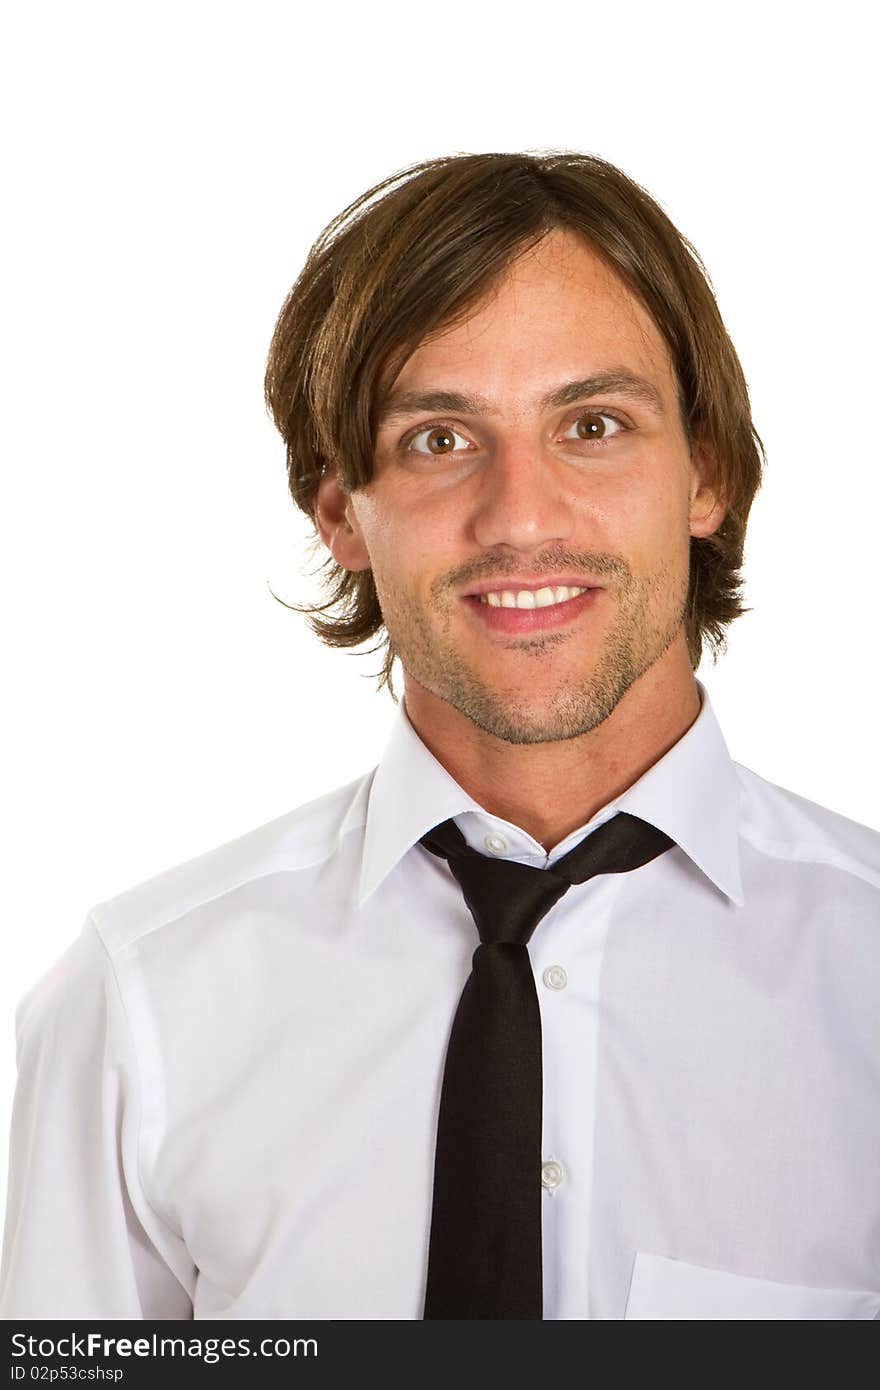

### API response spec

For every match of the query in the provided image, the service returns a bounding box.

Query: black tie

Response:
[418,810,675,1319]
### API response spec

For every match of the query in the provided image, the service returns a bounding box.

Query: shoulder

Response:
[87,769,373,964]
[733,761,880,893]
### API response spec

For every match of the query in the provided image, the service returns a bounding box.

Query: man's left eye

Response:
[561,412,624,442]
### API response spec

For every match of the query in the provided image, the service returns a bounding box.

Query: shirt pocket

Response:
[624,1251,880,1320]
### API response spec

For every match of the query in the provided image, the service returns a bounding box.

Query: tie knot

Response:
[419,812,675,946]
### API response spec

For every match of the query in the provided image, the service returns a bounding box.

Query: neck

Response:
[401,646,702,853]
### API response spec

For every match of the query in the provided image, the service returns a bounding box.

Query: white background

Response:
[1,0,877,1221]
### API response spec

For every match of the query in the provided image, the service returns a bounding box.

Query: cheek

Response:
[588,474,691,578]
[633,466,691,533]
[349,493,400,577]
[584,478,668,540]
[350,516,420,615]
[351,487,452,586]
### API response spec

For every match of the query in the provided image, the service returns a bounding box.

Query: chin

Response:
[439,683,613,746]
[461,709,600,746]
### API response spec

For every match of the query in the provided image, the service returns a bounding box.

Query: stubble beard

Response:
[378,558,690,746]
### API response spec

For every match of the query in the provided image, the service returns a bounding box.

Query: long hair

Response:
[265,151,764,697]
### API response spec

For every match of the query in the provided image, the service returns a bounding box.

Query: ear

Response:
[314,464,372,572]
[687,440,727,540]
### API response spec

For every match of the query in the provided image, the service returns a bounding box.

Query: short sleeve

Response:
[0,914,195,1318]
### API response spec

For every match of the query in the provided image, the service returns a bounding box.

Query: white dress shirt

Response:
[2,678,879,1320]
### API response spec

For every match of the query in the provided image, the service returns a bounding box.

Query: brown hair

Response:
[264,151,764,698]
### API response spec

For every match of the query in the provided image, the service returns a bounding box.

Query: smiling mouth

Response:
[461,584,600,633]
[474,584,590,610]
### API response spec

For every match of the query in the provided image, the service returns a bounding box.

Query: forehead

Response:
[383,228,677,410]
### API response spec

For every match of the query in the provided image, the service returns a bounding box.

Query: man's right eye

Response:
[406,424,473,455]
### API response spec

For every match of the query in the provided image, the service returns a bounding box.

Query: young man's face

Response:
[318,228,724,744]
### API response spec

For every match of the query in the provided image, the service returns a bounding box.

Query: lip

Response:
[461,585,601,634]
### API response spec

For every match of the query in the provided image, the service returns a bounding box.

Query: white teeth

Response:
[479,586,587,609]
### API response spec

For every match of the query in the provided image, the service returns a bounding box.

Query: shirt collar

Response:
[357,677,744,909]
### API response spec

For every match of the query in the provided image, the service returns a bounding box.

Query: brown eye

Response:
[426,428,456,453]
[575,413,608,440]
[562,412,624,445]
[408,425,469,455]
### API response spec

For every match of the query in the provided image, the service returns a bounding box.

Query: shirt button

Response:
[484,833,508,855]
[542,965,568,991]
[541,1159,565,1191]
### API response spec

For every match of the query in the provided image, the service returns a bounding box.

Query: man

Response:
[2,152,879,1321]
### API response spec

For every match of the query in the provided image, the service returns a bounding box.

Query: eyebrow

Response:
[376,369,666,424]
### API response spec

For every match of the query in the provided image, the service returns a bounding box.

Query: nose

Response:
[469,439,577,553]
